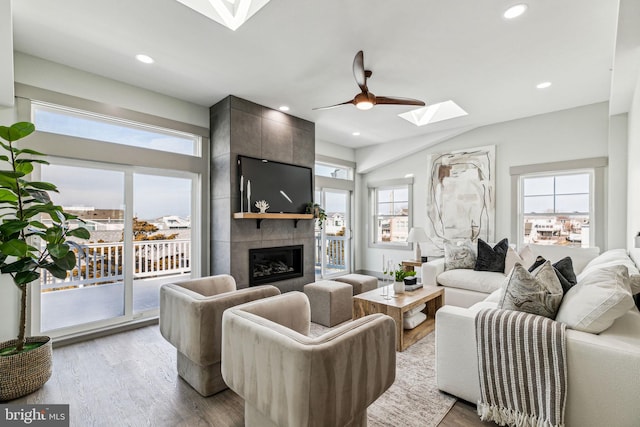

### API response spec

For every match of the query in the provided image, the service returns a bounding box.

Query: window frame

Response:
[510,157,607,250]
[368,178,413,249]
[15,85,209,340]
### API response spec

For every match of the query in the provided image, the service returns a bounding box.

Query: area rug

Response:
[309,323,456,427]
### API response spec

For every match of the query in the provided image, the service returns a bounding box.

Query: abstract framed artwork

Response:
[426,145,495,250]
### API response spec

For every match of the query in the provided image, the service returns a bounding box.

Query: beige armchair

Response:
[159,274,280,396]
[221,291,396,427]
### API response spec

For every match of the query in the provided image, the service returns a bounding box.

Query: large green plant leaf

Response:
[0,239,30,257]
[15,148,46,157]
[0,189,18,202]
[14,270,40,285]
[0,257,38,274]
[47,243,70,259]
[44,263,68,280]
[67,227,90,239]
[0,170,26,179]
[25,188,51,203]
[25,181,58,192]
[0,220,29,237]
[53,251,77,270]
[15,162,34,175]
[0,122,35,142]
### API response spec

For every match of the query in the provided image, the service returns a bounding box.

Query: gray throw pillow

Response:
[499,261,564,319]
[444,239,476,270]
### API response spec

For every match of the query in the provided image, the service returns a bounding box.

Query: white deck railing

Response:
[41,239,191,290]
[315,235,347,271]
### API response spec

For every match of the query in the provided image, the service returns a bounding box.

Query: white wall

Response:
[608,113,628,249]
[357,102,612,274]
[315,138,356,161]
[627,73,640,249]
[14,53,209,128]
[0,104,18,342]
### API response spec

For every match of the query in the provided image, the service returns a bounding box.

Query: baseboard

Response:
[52,317,159,349]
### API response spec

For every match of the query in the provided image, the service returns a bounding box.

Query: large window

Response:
[369,180,412,247]
[32,101,200,156]
[19,88,209,339]
[521,172,592,247]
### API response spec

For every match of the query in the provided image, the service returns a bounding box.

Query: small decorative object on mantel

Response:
[305,202,327,229]
[247,179,251,212]
[240,175,244,213]
[255,200,269,213]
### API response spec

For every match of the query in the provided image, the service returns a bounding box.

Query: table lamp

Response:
[407,227,428,261]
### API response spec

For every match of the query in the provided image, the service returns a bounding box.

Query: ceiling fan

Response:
[313,50,426,111]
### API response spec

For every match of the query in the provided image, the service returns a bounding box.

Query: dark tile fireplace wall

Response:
[209,96,315,291]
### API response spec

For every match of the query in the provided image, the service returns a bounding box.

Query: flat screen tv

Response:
[237,155,313,214]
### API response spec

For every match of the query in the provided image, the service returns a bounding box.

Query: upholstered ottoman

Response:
[303,280,353,327]
[334,274,378,295]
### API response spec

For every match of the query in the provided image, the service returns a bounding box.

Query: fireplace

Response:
[249,245,304,286]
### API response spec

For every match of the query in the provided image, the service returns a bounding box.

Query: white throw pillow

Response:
[504,246,522,274]
[583,249,629,269]
[555,265,634,334]
[519,245,538,269]
[406,303,426,317]
[403,311,426,329]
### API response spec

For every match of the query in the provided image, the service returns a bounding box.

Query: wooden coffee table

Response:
[353,284,444,352]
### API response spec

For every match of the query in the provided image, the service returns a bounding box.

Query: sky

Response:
[41,164,191,219]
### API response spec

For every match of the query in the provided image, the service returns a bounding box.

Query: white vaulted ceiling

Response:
[9,0,630,149]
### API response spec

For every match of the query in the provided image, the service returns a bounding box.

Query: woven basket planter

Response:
[0,336,52,401]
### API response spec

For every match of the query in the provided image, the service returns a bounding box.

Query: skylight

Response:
[175,0,271,31]
[398,100,468,127]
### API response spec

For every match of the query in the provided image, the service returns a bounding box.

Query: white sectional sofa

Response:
[421,244,600,308]
[434,247,640,427]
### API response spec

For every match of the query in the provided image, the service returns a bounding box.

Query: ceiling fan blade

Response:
[375,96,426,107]
[353,50,367,92]
[312,99,355,110]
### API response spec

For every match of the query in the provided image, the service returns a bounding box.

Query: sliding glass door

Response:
[315,188,351,278]
[37,161,196,336]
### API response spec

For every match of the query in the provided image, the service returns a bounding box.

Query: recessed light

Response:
[136,54,154,64]
[536,81,552,89]
[279,106,290,112]
[503,4,528,19]
[352,132,361,136]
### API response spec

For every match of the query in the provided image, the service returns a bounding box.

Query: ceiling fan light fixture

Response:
[356,101,374,110]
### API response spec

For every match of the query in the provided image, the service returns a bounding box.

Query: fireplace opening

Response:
[249,245,303,286]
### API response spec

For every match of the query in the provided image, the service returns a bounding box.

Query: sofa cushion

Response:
[499,262,563,319]
[528,256,577,294]
[577,249,640,294]
[437,269,505,294]
[555,264,634,333]
[474,238,509,273]
[444,239,476,270]
[525,244,599,274]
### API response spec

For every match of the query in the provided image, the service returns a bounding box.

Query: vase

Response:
[393,281,405,295]
[0,336,52,401]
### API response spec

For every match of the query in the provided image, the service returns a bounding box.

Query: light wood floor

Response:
[14,325,496,426]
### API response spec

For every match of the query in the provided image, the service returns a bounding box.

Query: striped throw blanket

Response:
[475,309,567,427]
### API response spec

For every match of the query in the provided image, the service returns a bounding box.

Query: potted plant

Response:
[393,264,417,294]
[305,202,327,229]
[0,122,90,400]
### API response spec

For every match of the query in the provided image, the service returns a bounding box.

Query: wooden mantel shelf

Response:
[233,212,313,229]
